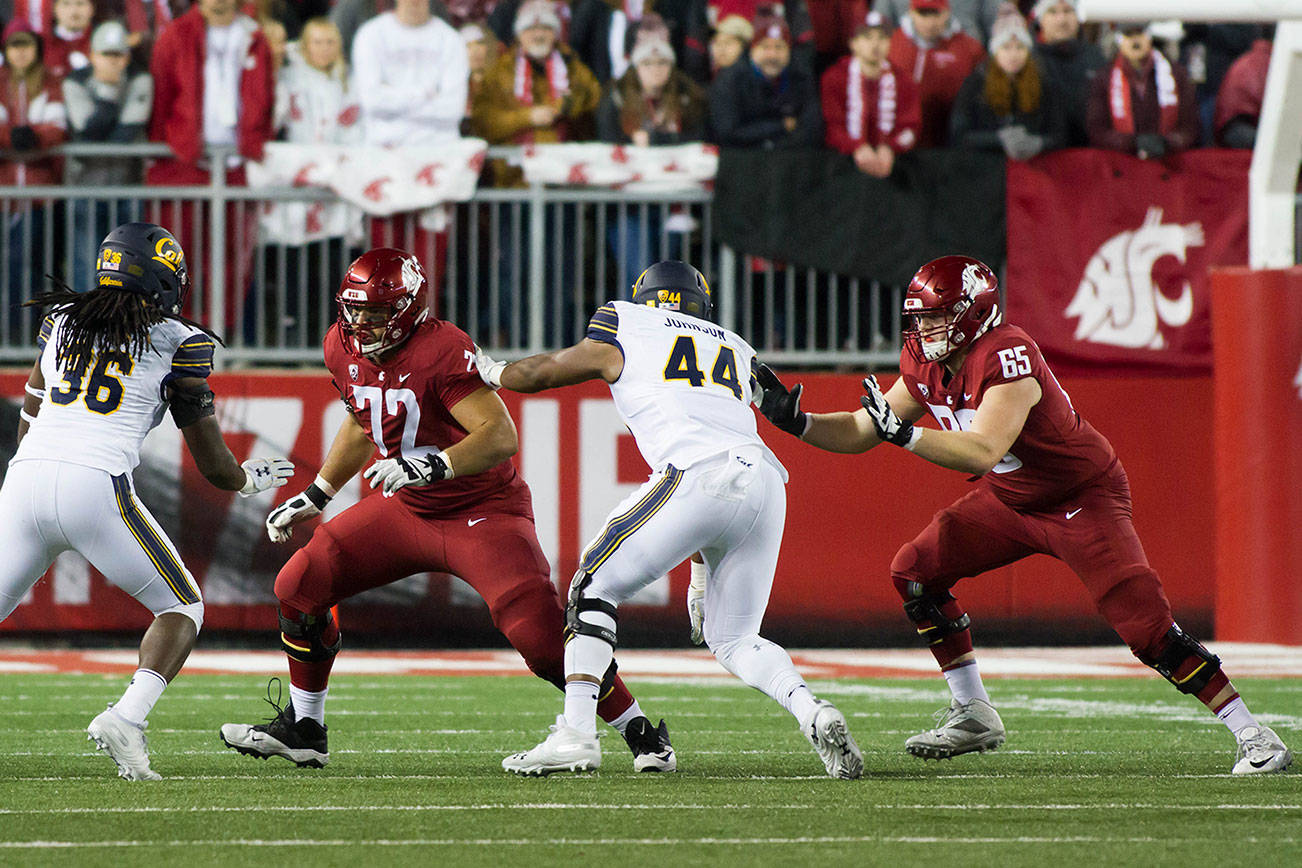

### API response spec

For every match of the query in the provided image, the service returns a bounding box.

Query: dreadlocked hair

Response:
[25,279,223,374]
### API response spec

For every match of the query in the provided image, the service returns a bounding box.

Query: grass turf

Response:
[0,672,1298,867]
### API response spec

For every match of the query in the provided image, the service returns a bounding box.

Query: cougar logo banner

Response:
[1065,207,1202,350]
[1006,149,1250,372]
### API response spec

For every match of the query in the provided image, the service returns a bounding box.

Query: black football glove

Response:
[860,375,917,448]
[754,363,809,438]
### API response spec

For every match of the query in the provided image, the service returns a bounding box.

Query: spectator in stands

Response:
[1,19,66,305]
[569,0,668,84]
[821,10,918,177]
[262,16,289,73]
[44,0,95,77]
[808,0,866,75]
[950,2,1062,160]
[1029,0,1102,148]
[1086,21,1198,160]
[887,0,984,148]
[1213,31,1270,150]
[709,11,822,148]
[473,0,600,186]
[276,16,358,144]
[148,0,274,329]
[694,0,815,77]
[63,19,152,288]
[873,0,998,45]
[597,33,706,288]
[1180,23,1264,146]
[460,21,499,127]
[351,0,468,147]
[709,13,751,76]
[331,0,452,59]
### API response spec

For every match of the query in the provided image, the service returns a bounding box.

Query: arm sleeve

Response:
[170,333,216,378]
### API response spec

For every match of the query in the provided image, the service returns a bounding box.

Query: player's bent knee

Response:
[273,543,333,612]
[155,600,204,634]
[278,607,342,663]
[564,570,619,649]
[897,585,970,647]
[1137,622,1222,695]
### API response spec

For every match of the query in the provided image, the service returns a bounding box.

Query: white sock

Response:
[564,680,600,735]
[943,661,991,706]
[289,685,328,724]
[1216,696,1259,736]
[114,668,167,726]
[607,700,645,735]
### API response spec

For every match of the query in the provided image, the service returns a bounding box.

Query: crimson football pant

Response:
[890,463,1232,708]
[272,492,636,722]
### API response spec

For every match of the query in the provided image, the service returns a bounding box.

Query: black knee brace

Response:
[902,589,971,646]
[599,659,619,701]
[1143,623,1221,695]
[279,609,342,663]
[564,571,619,648]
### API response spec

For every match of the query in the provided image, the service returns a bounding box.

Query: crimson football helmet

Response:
[336,248,428,358]
[902,255,1001,363]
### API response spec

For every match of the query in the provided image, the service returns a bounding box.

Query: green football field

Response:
[1,672,1298,867]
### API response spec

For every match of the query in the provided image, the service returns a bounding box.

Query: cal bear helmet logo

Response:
[152,237,184,273]
[657,290,681,307]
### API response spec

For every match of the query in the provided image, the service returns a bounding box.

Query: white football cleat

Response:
[503,715,602,776]
[905,698,1006,760]
[1232,726,1293,775]
[87,705,162,781]
[803,699,863,780]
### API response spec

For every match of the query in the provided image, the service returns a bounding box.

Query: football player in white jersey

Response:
[0,222,294,780]
[477,261,862,779]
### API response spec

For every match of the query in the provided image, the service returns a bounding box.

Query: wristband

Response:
[24,384,44,399]
[303,480,333,511]
[435,450,455,480]
[689,559,707,591]
[795,412,811,440]
[901,425,922,452]
[312,474,338,499]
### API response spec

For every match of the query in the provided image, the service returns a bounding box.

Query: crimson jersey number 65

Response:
[997,346,1032,379]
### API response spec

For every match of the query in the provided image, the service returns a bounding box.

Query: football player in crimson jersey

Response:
[219,247,675,772]
[756,254,1291,775]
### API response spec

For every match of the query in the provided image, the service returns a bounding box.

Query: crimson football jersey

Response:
[323,318,533,519]
[898,323,1117,510]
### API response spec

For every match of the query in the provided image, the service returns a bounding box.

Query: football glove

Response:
[754,363,809,438]
[687,561,707,645]
[265,481,333,543]
[363,452,452,497]
[474,343,507,390]
[860,375,919,449]
[239,457,295,497]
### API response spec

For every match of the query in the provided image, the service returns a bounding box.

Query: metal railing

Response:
[1,142,903,367]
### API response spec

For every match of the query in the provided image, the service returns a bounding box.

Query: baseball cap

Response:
[91,20,131,54]
[854,10,892,37]
[911,0,950,11]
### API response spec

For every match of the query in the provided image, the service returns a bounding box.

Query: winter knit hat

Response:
[750,12,790,47]
[631,36,675,65]
[989,2,1032,51]
[854,10,892,37]
[1031,0,1076,19]
[715,14,754,45]
[515,0,561,36]
[3,19,39,47]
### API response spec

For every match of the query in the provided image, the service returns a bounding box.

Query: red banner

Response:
[1005,148,1251,373]
[0,370,1216,643]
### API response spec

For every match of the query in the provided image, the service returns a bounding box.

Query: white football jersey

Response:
[588,300,786,478]
[12,313,215,475]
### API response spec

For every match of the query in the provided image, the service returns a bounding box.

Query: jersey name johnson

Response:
[587,301,784,477]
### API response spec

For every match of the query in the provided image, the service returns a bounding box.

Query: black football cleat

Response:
[219,678,329,768]
[624,716,677,772]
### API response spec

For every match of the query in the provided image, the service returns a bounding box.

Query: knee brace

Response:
[156,600,205,634]
[564,570,619,648]
[1139,623,1222,695]
[899,584,971,647]
[278,608,342,663]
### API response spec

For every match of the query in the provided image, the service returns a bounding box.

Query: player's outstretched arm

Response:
[440,388,520,477]
[172,377,294,495]
[480,339,624,393]
[15,361,44,446]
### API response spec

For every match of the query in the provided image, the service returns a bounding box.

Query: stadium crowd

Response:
[0,0,1276,185]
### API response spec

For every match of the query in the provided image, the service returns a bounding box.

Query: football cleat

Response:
[803,700,863,780]
[502,714,602,776]
[905,698,1006,760]
[1232,726,1293,775]
[87,705,162,781]
[624,716,677,772]
[219,679,328,768]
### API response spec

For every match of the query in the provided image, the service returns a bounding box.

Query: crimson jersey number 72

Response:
[351,385,422,456]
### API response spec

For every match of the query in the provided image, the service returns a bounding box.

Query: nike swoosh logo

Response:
[1065,508,1083,519]
[399,373,412,383]
[1250,758,1272,768]
[963,393,973,401]
[467,517,486,527]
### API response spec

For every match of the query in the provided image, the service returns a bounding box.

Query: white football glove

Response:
[265,481,332,543]
[363,452,453,497]
[474,343,507,390]
[687,560,707,645]
[239,457,295,497]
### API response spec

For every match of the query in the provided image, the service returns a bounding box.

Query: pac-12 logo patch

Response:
[349,364,358,380]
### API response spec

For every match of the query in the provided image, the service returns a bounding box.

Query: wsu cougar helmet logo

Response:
[1065,207,1204,350]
